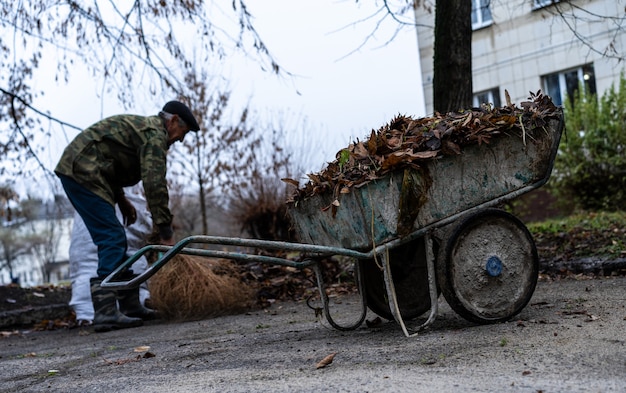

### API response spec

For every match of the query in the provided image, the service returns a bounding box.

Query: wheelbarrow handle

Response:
[101,235,372,290]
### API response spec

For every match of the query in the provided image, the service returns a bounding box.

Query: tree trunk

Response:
[198,175,208,235]
[433,0,473,113]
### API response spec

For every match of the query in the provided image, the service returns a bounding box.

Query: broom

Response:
[148,254,255,321]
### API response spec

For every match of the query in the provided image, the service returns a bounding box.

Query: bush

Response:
[550,73,626,211]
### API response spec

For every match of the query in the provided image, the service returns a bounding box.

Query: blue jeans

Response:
[58,174,129,278]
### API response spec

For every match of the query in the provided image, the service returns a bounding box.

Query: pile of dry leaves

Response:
[286,90,561,203]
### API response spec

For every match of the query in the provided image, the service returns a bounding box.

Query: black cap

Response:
[162,100,200,131]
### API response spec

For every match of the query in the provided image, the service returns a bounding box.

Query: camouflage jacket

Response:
[55,114,172,226]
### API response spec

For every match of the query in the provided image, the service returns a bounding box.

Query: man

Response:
[69,186,152,326]
[55,100,199,332]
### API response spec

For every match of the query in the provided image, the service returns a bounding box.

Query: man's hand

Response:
[160,236,176,246]
[158,224,175,246]
[118,195,137,226]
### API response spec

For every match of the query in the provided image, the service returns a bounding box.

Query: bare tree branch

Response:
[0,1,284,193]
[0,87,82,132]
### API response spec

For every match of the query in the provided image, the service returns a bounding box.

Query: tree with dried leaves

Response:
[169,76,311,241]
[0,185,19,223]
[225,116,298,242]
[0,1,279,192]
[0,228,34,284]
[169,70,263,236]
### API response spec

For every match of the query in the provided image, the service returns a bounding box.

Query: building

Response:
[414,0,625,113]
[0,217,73,287]
[0,197,74,287]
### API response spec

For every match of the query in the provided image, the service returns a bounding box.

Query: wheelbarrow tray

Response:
[287,115,563,250]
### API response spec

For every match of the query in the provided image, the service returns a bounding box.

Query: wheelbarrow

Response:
[103,107,564,338]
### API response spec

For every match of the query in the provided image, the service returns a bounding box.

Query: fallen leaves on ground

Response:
[103,351,156,366]
[315,352,336,369]
[365,317,383,328]
[0,284,71,313]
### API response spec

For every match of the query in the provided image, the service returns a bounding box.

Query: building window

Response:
[542,64,596,106]
[472,0,493,30]
[533,0,560,10]
[473,88,501,108]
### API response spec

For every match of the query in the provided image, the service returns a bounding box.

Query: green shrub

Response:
[551,74,626,211]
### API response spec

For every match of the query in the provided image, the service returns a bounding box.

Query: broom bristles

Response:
[148,255,255,321]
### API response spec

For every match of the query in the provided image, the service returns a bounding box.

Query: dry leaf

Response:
[505,89,513,107]
[365,317,383,328]
[381,153,406,170]
[1,330,18,337]
[104,356,140,366]
[462,112,473,127]
[134,346,151,353]
[367,130,378,154]
[354,142,369,159]
[442,140,461,155]
[386,136,402,148]
[410,150,439,159]
[316,352,336,369]
[281,178,300,188]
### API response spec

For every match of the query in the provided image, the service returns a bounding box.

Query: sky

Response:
[238,1,426,168]
[25,0,426,196]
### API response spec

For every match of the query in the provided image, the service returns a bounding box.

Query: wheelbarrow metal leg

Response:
[312,260,368,331]
[423,233,439,326]
[383,233,439,337]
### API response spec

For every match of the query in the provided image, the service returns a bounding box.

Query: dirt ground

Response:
[0,285,71,313]
[1,275,624,393]
[0,285,71,329]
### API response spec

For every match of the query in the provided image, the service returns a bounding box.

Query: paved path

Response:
[1,276,625,392]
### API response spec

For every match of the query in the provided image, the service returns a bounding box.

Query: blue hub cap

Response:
[485,256,503,277]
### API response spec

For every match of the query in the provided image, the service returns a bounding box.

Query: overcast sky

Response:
[26,1,425,196]
[239,0,426,166]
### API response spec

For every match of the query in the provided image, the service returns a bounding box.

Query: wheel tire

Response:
[437,208,538,324]
[360,238,436,320]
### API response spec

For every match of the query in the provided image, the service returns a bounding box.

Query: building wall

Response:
[415,0,626,114]
[0,218,73,287]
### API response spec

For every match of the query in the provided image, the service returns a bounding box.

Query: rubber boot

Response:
[117,276,159,321]
[90,278,143,333]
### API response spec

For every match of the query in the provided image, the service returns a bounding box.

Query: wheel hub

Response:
[485,255,503,277]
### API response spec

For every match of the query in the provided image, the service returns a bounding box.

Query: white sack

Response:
[69,187,153,321]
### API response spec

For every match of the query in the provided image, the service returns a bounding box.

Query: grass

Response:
[527,210,626,260]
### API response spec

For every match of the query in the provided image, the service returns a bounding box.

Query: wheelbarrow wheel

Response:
[359,238,436,321]
[437,208,538,324]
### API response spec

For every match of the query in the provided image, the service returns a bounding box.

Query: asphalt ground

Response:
[1,276,625,393]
